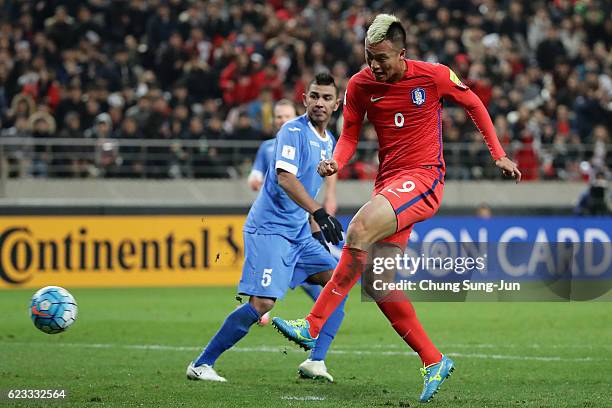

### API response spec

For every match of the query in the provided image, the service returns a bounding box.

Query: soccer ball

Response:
[30,286,78,334]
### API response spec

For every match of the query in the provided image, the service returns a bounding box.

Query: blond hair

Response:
[366,14,401,44]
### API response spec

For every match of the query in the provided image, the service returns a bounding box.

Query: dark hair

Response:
[387,22,406,50]
[308,72,338,96]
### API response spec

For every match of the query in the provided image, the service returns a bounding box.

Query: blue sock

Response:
[300,282,322,301]
[193,302,260,367]
[310,297,346,361]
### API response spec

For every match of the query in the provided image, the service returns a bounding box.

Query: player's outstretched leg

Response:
[272,247,363,350]
[273,195,397,347]
[419,355,455,403]
[188,299,268,381]
[272,246,370,350]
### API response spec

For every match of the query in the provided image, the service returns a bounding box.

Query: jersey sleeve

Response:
[434,64,507,161]
[274,126,304,175]
[250,142,269,181]
[334,75,366,171]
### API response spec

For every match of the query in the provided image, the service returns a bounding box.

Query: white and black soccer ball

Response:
[30,286,78,334]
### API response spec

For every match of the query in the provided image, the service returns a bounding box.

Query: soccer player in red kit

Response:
[272,14,521,403]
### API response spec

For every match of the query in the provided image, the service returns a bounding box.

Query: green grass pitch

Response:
[1,287,610,407]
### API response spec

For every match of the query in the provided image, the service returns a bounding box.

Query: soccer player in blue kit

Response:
[187,73,346,383]
[247,99,336,305]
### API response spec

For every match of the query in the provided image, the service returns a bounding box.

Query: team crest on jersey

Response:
[411,88,426,106]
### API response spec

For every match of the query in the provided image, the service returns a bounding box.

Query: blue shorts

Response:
[238,231,337,299]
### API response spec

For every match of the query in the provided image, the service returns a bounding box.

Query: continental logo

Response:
[0,224,241,286]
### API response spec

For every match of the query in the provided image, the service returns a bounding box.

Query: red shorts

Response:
[374,167,444,249]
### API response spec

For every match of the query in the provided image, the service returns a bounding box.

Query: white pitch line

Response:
[281,396,326,401]
[0,341,603,363]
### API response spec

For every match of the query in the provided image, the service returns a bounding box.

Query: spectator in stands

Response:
[157,32,189,88]
[146,3,177,50]
[229,111,263,142]
[28,110,56,177]
[4,93,35,128]
[0,115,31,177]
[220,52,263,107]
[105,47,137,92]
[514,131,540,181]
[247,88,275,135]
[54,111,84,178]
[55,82,85,130]
[45,6,75,51]
[116,116,145,178]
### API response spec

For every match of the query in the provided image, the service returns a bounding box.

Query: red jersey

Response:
[336,60,506,189]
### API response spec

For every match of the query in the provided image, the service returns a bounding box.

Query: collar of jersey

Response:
[307,119,330,142]
[403,59,414,78]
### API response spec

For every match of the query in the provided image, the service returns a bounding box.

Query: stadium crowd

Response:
[0,0,609,180]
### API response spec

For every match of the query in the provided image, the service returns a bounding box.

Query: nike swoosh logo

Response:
[31,305,51,317]
[331,289,342,296]
[370,96,385,102]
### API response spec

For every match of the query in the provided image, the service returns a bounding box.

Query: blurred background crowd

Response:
[0,0,610,180]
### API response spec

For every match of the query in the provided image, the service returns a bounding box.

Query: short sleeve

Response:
[274,125,304,175]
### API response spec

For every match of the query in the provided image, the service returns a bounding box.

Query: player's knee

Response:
[249,296,275,315]
[345,218,370,247]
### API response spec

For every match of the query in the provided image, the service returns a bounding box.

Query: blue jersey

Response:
[244,114,336,241]
[250,139,275,181]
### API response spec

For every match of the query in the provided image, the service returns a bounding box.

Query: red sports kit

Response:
[335,60,506,247]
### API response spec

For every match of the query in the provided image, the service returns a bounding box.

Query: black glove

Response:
[312,231,330,252]
[312,208,344,245]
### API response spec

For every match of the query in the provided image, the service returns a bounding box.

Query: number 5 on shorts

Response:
[261,268,273,287]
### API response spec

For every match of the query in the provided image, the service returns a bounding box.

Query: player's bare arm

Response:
[323,174,338,215]
[277,168,343,245]
[277,169,323,214]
